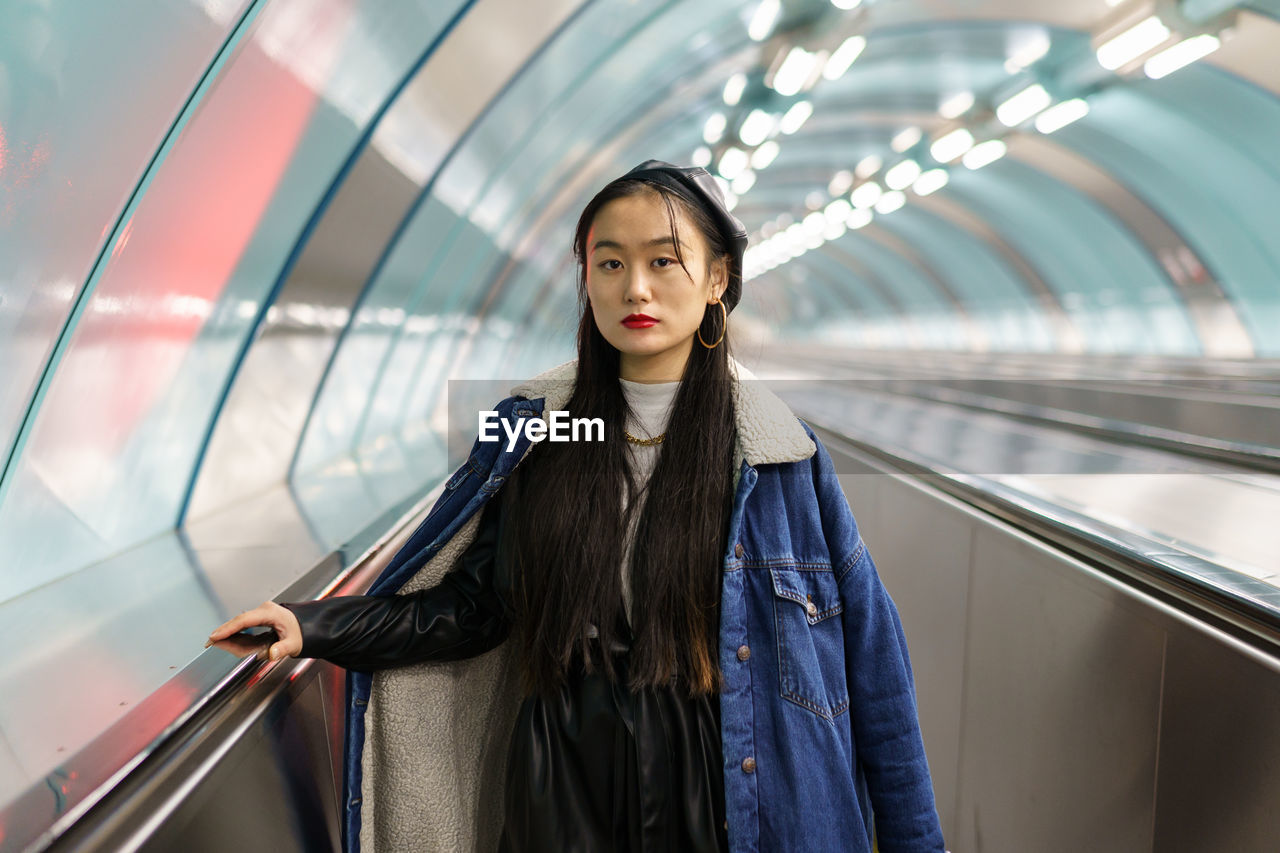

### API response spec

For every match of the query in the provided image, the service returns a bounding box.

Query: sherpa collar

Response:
[507,355,816,467]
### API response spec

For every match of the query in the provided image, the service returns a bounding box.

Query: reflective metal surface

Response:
[824,432,1280,852]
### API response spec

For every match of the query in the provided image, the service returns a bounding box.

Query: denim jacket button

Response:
[736,644,751,662]
[741,756,756,774]
[805,600,818,617]
[734,542,744,558]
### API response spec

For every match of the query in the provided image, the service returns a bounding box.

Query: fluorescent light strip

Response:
[996,83,1051,126]
[739,109,777,146]
[718,147,749,180]
[930,128,974,163]
[723,72,747,106]
[751,141,780,169]
[940,91,974,119]
[749,0,779,42]
[1144,34,1220,79]
[779,100,813,134]
[912,169,949,196]
[773,47,819,96]
[823,35,867,80]
[962,139,1006,170]
[703,112,726,144]
[885,159,921,190]
[850,181,883,209]
[1034,98,1089,133]
[874,190,905,214]
[1096,16,1171,71]
[891,126,922,152]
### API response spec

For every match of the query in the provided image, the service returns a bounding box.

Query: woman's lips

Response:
[621,317,658,328]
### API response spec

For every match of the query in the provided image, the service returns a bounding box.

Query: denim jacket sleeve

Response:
[807,426,947,852]
[279,491,511,671]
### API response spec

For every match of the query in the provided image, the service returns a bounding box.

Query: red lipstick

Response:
[622,313,658,328]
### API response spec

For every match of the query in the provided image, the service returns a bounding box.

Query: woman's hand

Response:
[205,601,302,662]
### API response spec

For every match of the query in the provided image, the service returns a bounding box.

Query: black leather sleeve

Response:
[279,493,510,671]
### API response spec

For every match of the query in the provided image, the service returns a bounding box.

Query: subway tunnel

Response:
[2,0,1279,850]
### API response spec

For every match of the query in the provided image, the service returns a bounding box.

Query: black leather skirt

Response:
[497,646,729,853]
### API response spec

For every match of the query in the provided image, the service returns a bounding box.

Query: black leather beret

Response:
[619,159,749,313]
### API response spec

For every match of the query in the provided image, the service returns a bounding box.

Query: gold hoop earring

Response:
[697,299,727,349]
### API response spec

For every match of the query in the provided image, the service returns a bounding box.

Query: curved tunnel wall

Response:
[0,0,1277,809]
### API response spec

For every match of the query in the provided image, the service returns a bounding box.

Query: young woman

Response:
[207,160,946,853]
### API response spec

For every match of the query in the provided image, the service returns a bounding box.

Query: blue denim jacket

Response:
[332,358,945,853]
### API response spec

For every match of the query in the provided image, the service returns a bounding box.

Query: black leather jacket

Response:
[280,489,728,852]
[281,486,513,670]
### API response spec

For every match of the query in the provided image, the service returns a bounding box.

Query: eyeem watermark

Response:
[479,410,604,452]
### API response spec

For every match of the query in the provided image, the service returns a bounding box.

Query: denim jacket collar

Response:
[507,355,815,467]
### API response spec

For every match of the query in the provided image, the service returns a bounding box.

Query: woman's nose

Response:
[623,271,652,303]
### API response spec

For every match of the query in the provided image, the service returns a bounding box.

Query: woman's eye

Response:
[600,260,621,270]
[654,257,675,268]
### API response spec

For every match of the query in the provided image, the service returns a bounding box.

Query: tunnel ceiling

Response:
[501,0,1279,359]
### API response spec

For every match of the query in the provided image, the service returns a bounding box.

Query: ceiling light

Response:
[751,140,780,169]
[825,198,853,221]
[703,112,726,144]
[779,100,813,134]
[940,91,974,119]
[1005,29,1051,72]
[996,83,1051,126]
[1144,34,1220,79]
[854,154,881,178]
[962,139,1006,170]
[725,190,739,210]
[1096,16,1171,71]
[718,147,750,180]
[739,109,778,146]
[772,47,820,96]
[749,0,780,42]
[723,72,747,106]
[691,146,712,167]
[1034,98,1089,133]
[823,218,847,241]
[930,128,974,163]
[804,211,827,233]
[891,126,922,152]
[731,169,757,194]
[831,0,862,9]
[822,35,867,80]
[805,190,827,210]
[912,169,949,196]
[885,159,922,190]
[850,181,883,209]
[846,207,873,229]
[874,190,905,214]
[828,169,854,195]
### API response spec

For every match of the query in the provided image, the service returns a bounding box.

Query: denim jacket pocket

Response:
[771,566,850,720]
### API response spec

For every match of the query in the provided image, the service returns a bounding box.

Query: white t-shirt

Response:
[618,376,680,623]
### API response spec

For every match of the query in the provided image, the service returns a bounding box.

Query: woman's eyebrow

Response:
[591,236,685,253]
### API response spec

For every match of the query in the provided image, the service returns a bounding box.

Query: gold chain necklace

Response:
[624,429,665,446]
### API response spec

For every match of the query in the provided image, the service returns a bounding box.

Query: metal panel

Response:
[1152,623,1280,852]
[863,472,973,841]
[953,527,1165,851]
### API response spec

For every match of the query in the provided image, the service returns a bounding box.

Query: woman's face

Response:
[585,191,727,380]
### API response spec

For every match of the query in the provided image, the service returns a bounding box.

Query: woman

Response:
[207,160,946,853]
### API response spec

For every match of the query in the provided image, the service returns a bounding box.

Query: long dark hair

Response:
[504,177,741,697]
